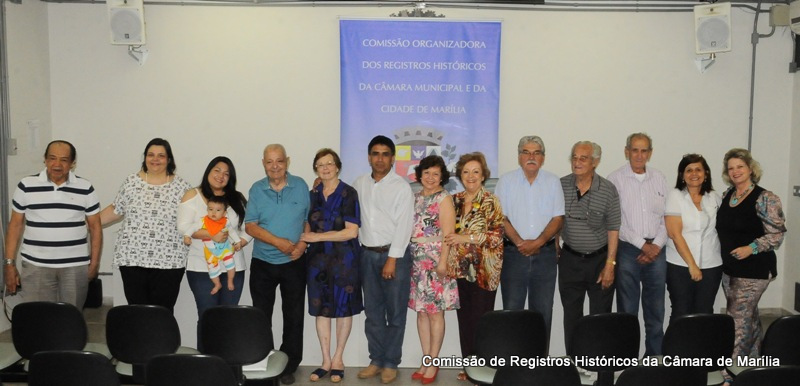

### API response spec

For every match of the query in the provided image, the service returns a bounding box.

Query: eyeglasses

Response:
[519,150,544,157]
[566,189,590,221]
[315,162,336,170]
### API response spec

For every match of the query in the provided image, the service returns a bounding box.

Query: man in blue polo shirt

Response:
[245,143,310,385]
[3,140,102,309]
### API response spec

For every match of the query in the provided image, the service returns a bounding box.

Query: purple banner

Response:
[340,19,501,187]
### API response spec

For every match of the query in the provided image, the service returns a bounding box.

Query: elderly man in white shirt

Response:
[353,135,414,385]
[607,133,668,356]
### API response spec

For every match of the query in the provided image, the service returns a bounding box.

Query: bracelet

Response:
[4,258,15,266]
[749,242,758,255]
[470,234,475,243]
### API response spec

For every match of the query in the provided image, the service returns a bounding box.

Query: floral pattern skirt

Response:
[408,241,459,313]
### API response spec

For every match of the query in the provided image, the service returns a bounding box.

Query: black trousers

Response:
[249,257,307,374]
[666,262,723,322]
[557,249,614,352]
[455,278,497,357]
[119,266,185,313]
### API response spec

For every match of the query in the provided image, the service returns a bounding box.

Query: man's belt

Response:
[562,243,608,259]
[503,237,557,248]
[362,245,390,253]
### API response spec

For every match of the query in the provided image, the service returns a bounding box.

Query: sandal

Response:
[309,368,328,382]
[330,369,345,383]
[457,371,468,381]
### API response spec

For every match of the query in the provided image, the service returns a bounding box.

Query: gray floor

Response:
[288,367,465,386]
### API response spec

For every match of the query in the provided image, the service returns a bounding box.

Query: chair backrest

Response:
[200,305,271,366]
[475,310,548,367]
[761,315,800,365]
[28,350,120,386]
[662,313,734,371]
[615,366,706,386]
[105,304,181,364]
[146,354,237,386]
[567,313,640,372]
[732,366,800,386]
[492,363,581,386]
[11,301,88,359]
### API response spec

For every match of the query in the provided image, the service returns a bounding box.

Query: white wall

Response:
[2,0,52,333]
[5,0,52,196]
[784,59,800,313]
[4,1,795,364]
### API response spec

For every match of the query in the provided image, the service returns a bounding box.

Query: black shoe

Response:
[280,373,296,385]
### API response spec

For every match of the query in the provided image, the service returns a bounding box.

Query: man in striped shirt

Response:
[558,141,621,351]
[3,140,102,309]
[607,133,667,356]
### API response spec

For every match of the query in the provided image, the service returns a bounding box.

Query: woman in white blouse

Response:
[177,156,251,348]
[665,154,723,321]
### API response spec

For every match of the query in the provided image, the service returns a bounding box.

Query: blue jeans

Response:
[186,270,245,350]
[500,243,557,348]
[615,241,666,356]
[360,247,411,369]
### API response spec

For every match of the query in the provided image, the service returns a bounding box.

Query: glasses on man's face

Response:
[315,161,336,170]
[519,150,544,157]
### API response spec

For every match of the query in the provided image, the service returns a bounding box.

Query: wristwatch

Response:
[4,258,15,266]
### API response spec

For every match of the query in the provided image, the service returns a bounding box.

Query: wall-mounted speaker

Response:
[694,3,731,55]
[108,0,146,45]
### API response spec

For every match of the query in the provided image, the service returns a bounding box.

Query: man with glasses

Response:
[495,136,564,350]
[558,141,621,350]
[245,144,310,385]
[607,133,667,356]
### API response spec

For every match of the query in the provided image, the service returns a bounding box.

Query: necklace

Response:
[731,184,754,206]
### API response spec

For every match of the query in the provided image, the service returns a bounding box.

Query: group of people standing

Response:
[2,132,787,386]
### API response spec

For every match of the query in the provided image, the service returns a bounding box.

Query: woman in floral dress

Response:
[408,155,458,384]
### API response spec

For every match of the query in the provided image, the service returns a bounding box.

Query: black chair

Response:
[662,313,734,385]
[11,301,87,366]
[615,365,707,386]
[728,314,800,377]
[464,310,548,385]
[761,315,800,364]
[492,362,581,386]
[732,366,800,386]
[201,305,281,386]
[568,312,640,386]
[146,353,237,386]
[105,304,181,384]
[27,350,120,386]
